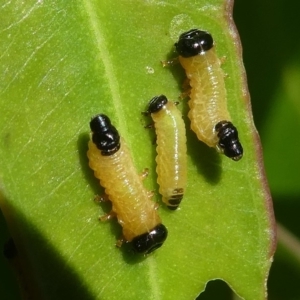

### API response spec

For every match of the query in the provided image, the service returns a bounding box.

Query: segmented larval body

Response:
[151,100,187,209]
[87,138,160,242]
[179,49,230,148]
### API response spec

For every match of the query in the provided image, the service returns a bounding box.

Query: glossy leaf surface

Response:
[0,1,276,299]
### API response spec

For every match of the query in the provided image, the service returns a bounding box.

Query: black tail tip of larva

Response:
[167,193,184,210]
[90,114,111,132]
[215,121,243,161]
[167,205,179,210]
[90,114,121,156]
[131,224,168,255]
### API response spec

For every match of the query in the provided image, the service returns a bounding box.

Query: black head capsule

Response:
[145,95,168,114]
[215,121,243,161]
[90,114,120,156]
[131,224,168,255]
[175,29,214,58]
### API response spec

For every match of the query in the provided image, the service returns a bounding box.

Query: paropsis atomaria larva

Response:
[174,28,243,161]
[87,114,168,254]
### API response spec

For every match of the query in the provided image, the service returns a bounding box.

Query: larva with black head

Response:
[87,114,168,254]
[175,29,243,161]
[144,95,187,210]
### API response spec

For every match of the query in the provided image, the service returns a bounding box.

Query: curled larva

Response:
[144,95,187,210]
[87,114,168,254]
[175,28,243,161]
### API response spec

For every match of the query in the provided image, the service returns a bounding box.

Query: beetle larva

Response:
[144,95,187,210]
[175,28,243,161]
[87,114,168,254]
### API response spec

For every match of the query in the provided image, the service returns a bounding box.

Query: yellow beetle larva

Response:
[144,95,187,210]
[87,114,168,254]
[175,29,243,161]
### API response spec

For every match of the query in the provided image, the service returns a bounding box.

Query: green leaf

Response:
[0,1,276,299]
